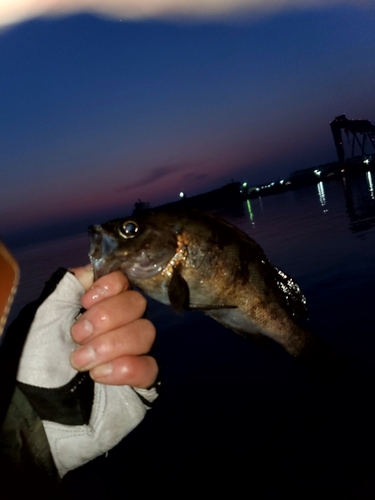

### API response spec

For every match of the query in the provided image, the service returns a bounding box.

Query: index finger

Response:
[81,271,131,309]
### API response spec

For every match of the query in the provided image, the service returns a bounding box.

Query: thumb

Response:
[69,264,94,291]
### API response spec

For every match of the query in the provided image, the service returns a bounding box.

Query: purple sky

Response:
[2,2,375,246]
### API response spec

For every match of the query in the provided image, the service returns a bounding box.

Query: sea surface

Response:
[5,171,375,498]
[9,171,375,363]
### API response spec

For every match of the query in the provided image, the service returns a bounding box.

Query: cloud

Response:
[180,172,209,184]
[117,164,183,192]
[1,0,374,30]
[116,164,211,197]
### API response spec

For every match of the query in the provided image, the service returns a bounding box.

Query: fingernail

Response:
[72,319,93,342]
[91,362,113,380]
[71,345,96,370]
[90,286,109,301]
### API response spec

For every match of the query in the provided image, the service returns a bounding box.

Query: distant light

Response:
[364,158,370,164]
[179,192,185,198]
[242,182,248,188]
[314,169,321,176]
[280,179,284,184]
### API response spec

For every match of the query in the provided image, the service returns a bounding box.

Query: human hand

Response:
[16,266,159,477]
[70,266,158,388]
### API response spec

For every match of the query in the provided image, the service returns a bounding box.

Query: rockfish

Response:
[88,210,314,357]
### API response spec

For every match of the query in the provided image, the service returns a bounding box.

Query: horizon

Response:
[2,3,375,249]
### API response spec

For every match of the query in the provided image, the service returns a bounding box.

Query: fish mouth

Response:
[88,225,175,281]
[89,225,121,280]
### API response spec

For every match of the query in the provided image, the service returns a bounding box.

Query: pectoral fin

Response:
[167,268,190,312]
[167,268,238,312]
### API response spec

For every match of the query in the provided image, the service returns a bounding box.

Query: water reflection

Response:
[246,199,255,226]
[342,170,375,234]
[366,171,374,199]
[239,171,375,244]
[317,181,328,212]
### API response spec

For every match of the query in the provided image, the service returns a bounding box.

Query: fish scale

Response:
[88,210,316,359]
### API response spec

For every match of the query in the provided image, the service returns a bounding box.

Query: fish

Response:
[88,210,315,358]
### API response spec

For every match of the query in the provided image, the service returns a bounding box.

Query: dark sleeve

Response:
[0,386,63,499]
[0,268,69,426]
[0,269,69,498]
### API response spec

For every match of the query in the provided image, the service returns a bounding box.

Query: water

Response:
[7,233,90,325]
[5,171,375,498]
[9,172,375,363]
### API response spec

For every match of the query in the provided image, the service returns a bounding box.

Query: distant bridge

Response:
[330,114,375,163]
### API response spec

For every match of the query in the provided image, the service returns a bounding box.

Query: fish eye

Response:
[117,220,139,239]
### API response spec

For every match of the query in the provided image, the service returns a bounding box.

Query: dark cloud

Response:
[180,172,209,184]
[116,165,185,192]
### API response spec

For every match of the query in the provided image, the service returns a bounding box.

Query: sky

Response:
[2,0,375,247]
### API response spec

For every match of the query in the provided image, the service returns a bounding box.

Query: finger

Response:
[69,264,94,291]
[71,290,147,343]
[70,318,156,371]
[90,355,159,388]
[81,271,131,309]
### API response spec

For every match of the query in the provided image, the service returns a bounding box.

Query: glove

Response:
[16,269,158,478]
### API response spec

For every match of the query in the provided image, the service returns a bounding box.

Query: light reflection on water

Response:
[7,171,375,365]
[225,173,375,365]
[366,170,374,199]
[317,181,327,209]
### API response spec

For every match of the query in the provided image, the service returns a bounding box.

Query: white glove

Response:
[17,270,158,478]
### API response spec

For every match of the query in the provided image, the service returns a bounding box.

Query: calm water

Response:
[6,171,375,498]
[9,171,375,363]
